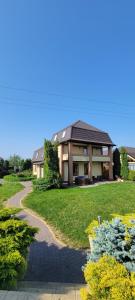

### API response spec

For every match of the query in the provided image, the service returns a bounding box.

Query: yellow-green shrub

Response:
[81,256,135,300]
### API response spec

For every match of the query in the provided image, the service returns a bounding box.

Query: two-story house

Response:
[32,120,115,184]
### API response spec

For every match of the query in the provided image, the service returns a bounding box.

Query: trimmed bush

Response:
[0,208,38,289]
[33,172,62,191]
[128,170,135,181]
[4,174,20,182]
[81,255,135,300]
[4,173,35,182]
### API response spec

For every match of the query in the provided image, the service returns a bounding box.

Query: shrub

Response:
[4,173,35,182]
[0,207,21,221]
[0,208,38,289]
[75,177,91,186]
[81,255,134,300]
[33,172,62,191]
[128,170,135,181]
[86,218,135,272]
[4,174,20,182]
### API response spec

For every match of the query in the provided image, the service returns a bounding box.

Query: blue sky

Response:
[0,0,135,159]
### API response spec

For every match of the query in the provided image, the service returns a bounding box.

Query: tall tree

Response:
[113,148,121,178]
[9,155,22,172]
[22,159,32,170]
[120,147,129,180]
[44,139,59,180]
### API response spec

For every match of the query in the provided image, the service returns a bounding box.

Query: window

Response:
[73,162,79,176]
[62,130,66,138]
[102,147,108,156]
[36,152,38,159]
[84,163,88,175]
[54,134,57,141]
[83,147,88,155]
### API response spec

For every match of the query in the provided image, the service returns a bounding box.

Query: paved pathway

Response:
[6,182,86,284]
[0,281,84,299]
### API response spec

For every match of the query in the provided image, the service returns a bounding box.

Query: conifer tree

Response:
[120,147,129,180]
[44,139,59,180]
[113,148,121,178]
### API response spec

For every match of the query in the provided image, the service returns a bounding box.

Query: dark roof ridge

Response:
[53,119,104,136]
[34,146,44,152]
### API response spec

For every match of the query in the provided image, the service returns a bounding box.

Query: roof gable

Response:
[125,147,135,159]
[72,120,103,132]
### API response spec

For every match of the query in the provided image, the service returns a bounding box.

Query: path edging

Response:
[20,188,66,248]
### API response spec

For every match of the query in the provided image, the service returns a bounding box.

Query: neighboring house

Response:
[32,147,44,178]
[124,147,135,170]
[32,120,115,183]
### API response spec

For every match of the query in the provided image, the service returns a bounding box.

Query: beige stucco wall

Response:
[92,162,102,177]
[33,164,44,178]
[33,164,37,176]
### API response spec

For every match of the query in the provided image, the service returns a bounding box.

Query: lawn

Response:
[0,182,23,208]
[24,182,135,248]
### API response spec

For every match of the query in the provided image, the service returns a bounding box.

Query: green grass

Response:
[0,182,23,208]
[24,182,135,248]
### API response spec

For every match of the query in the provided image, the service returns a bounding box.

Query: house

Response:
[32,120,115,183]
[124,147,135,170]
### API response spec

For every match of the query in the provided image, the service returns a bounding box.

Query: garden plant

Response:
[0,208,38,289]
[81,214,135,300]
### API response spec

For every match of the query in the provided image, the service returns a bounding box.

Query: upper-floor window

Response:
[83,147,88,155]
[92,147,102,156]
[102,147,108,156]
[36,152,39,159]
[54,134,57,141]
[62,130,66,138]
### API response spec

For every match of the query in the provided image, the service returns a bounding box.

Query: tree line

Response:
[0,155,32,178]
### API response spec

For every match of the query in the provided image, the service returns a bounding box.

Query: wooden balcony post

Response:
[68,142,73,185]
[108,146,113,180]
[88,144,92,179]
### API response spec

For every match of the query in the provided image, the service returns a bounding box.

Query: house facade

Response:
[124,147,135,171]
[32,120,115,183]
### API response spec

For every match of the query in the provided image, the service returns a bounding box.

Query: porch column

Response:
[68,142,73,185]
[88,144,92,180]
[59,144,63,179]
[108,146,113,180]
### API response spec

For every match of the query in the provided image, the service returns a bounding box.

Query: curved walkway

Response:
[6,182,86,283]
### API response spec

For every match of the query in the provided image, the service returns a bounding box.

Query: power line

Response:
[0,96,133,119]
[0,82,133,108]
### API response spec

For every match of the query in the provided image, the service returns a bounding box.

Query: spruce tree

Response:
[120,147,129,180]
[113,148,121,178]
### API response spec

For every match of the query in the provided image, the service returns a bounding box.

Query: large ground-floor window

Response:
[84,162,88,175]
[73,162,79,176]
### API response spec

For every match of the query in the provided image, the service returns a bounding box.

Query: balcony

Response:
[72,155,89,162]
[92,155,110,162]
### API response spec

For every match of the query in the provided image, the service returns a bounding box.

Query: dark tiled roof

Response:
[32,147,44,163]
[71,127,114,145]
[125,147,135,159]
[52,120,115,145]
